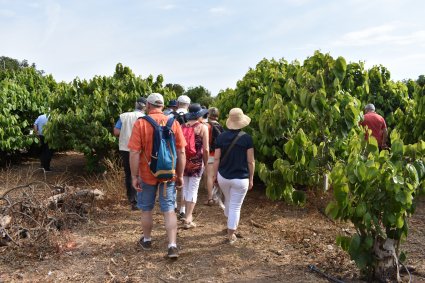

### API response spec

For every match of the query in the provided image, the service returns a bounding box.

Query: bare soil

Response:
[0,152,424,282]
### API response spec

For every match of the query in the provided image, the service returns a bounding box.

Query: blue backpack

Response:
[142,115,177,181]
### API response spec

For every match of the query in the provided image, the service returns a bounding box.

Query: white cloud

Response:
[334,24,425,47]
[160,4,175,10]
[0,9,15,17]
[209,6,229,15]
[39,1,61,46]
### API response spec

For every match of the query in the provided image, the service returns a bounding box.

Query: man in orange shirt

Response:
[128,93,186,259]
[360,103,388,149]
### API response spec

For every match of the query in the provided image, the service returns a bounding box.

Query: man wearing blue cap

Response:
[163,100,178,115]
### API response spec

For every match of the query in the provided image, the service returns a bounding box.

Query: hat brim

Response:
[185,109,209,120]
[226,114,251,130]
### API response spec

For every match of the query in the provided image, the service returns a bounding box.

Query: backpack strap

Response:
[220,131,245,165]
[142,115,160,128]
[166,116,175,128]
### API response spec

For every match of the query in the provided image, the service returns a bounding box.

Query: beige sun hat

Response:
[226,108,251,130]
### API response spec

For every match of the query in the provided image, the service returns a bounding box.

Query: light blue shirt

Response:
[34,114,49,136]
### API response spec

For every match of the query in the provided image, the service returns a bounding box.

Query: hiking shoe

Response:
[167,246,179,259]
[138,237,152,251]
[177,212,185,221]
[225,234,237,245]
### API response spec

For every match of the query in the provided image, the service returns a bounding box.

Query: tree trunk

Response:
[373,237,401,282]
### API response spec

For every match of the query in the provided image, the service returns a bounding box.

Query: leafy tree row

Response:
[213,51,425,281]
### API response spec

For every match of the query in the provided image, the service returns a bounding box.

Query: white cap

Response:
[177,95,191,104]
[147,93,164,106]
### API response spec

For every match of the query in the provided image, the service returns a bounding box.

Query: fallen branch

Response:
[250,219,266,229]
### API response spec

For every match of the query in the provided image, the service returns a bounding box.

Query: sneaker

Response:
[177,212,185,221]
[138,237,152,251]
[183,222,197,229]
[167,246,179,259]
[226,234,237,245]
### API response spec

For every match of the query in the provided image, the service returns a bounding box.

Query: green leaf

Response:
[354,163,367,182]
[334,184,349,204]
[396,215,404,229]
[364,236,374,250]
[292,190,306,205]
[333,56,347,81]
[336,235,351,251]
[355,202,367,217]
[391,140,404,156]
[349,234,361,255]
[325,201,339,219]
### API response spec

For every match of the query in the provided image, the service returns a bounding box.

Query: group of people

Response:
[32,94,386,260]
[114,93,255,259]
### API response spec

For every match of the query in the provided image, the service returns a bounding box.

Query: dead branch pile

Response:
[0,181,104,248]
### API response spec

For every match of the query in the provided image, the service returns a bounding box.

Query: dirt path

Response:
[0,153,424,282]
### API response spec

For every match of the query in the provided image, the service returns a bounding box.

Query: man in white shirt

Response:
[169,95,191,217]
[114,97,146,210]
[170,95,191,125]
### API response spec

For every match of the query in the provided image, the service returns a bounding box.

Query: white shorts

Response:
[182,176,202,203]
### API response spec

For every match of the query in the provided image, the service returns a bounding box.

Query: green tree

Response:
[417,74,425,87]
[165,83,185,97]
[184,86,214,107]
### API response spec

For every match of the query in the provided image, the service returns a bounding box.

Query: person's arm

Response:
[247,148,255,190]
[175,147,186,189]
[130,150,141,191]
[33,124,38,135]
[113,128,120,137]
[382,127,388,147]
[113,118,122,137]
[212,148,221,184]
[201,124,209,167]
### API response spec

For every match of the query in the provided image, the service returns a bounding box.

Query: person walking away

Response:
[204,107,223,206]
[170,95,191,125]
[128,93,186,259]
[34,113,53,171]
[113,97,146,210]
[163,99,178,115]
[213,108,254,245]
[169,95,191,218]
[360,103,388,149]
[181,104,209,229]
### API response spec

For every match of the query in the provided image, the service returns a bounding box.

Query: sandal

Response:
[204,199,215,206]
[183,222,197,229]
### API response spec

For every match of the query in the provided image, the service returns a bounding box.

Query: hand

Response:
[175,176,184,190]
[248,180,253,190]
[132,176,142,192]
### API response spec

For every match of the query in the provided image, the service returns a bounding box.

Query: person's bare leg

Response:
[163,210,177,245]
[142,210,153,238]
[184,201,196,224]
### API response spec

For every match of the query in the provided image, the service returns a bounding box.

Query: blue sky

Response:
[1,0,425,95]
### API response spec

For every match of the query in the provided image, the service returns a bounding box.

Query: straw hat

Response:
[226,108,251,130]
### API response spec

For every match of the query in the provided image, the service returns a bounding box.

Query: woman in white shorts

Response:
[181,104,209,229]
[213,108,255,244]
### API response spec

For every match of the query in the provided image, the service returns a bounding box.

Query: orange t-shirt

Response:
[128,109,186,185]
